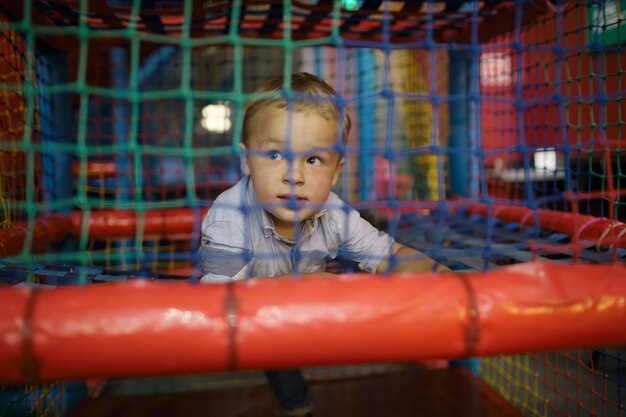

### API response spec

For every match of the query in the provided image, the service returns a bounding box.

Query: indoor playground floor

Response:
[68,366,523,417]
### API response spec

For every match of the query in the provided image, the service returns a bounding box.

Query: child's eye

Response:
[306,156,322,166]
[267,150,284,161]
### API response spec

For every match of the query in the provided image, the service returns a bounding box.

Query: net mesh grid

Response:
[0,1,624,417]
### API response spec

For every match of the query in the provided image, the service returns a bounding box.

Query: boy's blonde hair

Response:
[242,72,351,147]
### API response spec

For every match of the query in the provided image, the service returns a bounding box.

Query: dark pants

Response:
[264,369,311,413]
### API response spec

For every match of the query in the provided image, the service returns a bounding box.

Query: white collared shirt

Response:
[198,176,394,281]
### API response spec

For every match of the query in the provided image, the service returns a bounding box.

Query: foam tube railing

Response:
[1,262,625,384]
[1,204,624,258]
[468,204,626,249]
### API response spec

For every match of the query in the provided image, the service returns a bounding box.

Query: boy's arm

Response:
[199,218,253,282]
[376,242,450,274]
[257,243,446,279]
[271,272,336,279]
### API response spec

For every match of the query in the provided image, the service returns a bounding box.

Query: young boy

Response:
[198,72,444,417]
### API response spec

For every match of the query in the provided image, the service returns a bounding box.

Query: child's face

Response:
[243,105,344,237]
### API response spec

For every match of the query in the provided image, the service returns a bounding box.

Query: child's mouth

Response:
[277,195,307,208]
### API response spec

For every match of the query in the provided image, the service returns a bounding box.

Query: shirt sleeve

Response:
[333,207,394,273]
[198,218,252,282]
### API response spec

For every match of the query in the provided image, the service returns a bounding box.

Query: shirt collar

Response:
[261,210,327,241]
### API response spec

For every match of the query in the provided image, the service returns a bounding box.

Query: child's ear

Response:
[239,143,250,176]
[331,158,344,187]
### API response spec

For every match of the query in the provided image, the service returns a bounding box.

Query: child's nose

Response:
[282,160,305,185]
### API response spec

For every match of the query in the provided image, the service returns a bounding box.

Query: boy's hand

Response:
[376,242,450,274]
